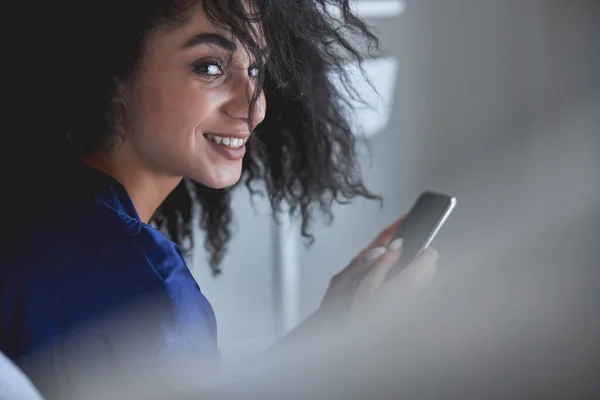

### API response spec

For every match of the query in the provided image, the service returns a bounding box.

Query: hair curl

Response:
[3,0,381,275]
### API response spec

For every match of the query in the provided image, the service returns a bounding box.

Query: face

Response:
[118,3,267,189]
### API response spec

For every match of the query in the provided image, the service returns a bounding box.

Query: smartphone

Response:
[386,191,456,280]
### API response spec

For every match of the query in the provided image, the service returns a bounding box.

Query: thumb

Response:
[392,247,439,289]
[359,239,404,293]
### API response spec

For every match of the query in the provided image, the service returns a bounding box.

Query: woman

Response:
[1,0,438,395]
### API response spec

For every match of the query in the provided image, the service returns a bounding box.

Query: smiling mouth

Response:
[204,133,248,149]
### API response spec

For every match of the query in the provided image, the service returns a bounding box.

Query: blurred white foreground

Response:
[22,95,600,400]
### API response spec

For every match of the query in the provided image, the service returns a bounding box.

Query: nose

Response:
[222,73,266,129]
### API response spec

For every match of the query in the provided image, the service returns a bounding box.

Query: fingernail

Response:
[387,238,403,252]
[365,247,386,261]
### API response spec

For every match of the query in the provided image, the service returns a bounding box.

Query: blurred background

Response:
[190,0,599,359]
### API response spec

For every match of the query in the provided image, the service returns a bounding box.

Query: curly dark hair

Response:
[3,0,381,275]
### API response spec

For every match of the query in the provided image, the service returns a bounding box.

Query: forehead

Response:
[164,1,267,52]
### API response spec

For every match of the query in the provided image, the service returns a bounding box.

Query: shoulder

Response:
[0,202,167,360]
[2,201,157,283]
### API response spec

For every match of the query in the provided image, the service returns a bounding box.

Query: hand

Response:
[266,217,438,360]
[316,216,439,323]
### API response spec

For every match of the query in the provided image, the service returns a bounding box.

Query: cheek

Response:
[123,90,207,173]
[255,93,267,125]
[164,87,215,128]
[138,82,219,142]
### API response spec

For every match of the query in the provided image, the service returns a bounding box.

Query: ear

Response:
[108,77,131,139]
[112,76,132,106]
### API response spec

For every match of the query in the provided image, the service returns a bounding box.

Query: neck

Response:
[83,150,182,223]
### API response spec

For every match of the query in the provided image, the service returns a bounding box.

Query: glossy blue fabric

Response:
[0,168,219,371]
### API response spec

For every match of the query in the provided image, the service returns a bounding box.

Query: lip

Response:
[204,132,251,140]
[204,136,246,161]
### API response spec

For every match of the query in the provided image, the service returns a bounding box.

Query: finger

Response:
[422,262,437,285]
[359,243,403,293]
[389,247,439,288]
[367,250,403,291]
[365,246,387,262]
[404,247,439,282]
[411,261,437,287]
[365,215,405,252]
[341,246,387,280]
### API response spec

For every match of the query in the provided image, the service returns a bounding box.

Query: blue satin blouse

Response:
[0,168,219,373]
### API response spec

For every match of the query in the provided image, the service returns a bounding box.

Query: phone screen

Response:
[386,191,456,280]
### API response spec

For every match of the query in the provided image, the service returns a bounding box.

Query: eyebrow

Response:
[183,32,270,63]
[183,32,237,52]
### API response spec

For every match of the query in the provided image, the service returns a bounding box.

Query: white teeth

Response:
[206,135,245,149]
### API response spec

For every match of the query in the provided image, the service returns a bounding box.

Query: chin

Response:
[206,177,241,189]
[189,166,243,189]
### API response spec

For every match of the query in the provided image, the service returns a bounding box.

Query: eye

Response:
[248,65,260,79]
[192,60,224,79]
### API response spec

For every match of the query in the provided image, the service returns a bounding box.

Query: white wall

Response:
[298,0,599,319]
[188,0,599,355]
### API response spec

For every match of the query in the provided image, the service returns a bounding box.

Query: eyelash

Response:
[192,59,261,80]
